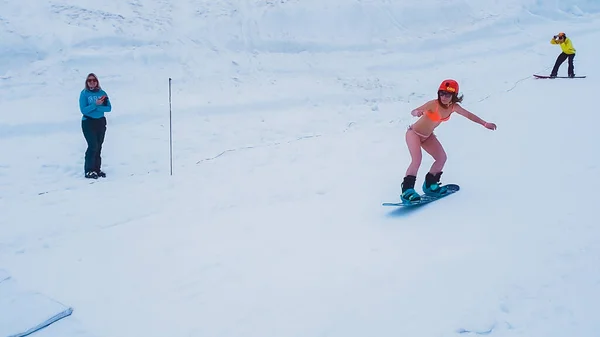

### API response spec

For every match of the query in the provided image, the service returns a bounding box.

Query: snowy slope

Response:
[1,0,600,336]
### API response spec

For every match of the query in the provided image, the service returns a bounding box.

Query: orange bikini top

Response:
[425,103,452,122]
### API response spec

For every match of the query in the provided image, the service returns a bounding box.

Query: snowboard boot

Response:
[400,175,421,203]
[422,171,448,196]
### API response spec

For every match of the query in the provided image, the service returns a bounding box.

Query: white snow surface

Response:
[1,0,600,336]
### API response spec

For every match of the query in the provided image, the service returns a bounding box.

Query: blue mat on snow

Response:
[0,269,74,337]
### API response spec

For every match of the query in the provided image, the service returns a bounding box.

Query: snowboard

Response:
[533,74,586,79]
[382,184,460,207]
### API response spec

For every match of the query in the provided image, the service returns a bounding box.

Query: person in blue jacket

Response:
[79,73,112,179]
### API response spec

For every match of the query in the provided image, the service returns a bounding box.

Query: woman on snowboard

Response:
[400,79,496,204]
[549,32,576,78]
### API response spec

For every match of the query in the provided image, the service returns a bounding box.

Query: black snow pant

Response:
[82,117,107,173]
[550,52,575,77]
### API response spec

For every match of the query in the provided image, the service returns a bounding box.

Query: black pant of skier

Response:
[82,116,107,178]
[550,52,575,78]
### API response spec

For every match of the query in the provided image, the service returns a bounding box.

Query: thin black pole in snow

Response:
[169,77,173,176]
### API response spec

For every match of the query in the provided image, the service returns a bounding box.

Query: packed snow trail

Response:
[1,1,600,337]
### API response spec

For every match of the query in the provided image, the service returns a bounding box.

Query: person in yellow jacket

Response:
[550,32,576,77]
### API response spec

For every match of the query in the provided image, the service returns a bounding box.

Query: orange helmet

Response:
[557,32,566,37]
[439,79,459,94]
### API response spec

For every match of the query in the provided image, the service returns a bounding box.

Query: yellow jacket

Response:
[550,37,576,54]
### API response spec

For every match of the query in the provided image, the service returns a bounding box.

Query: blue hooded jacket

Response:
[79,88,112,120]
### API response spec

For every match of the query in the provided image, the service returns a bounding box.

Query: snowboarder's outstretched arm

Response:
[410,100,435,117]
[454,104,497,130]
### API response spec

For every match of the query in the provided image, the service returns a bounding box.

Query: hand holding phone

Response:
[96,95,108,105]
